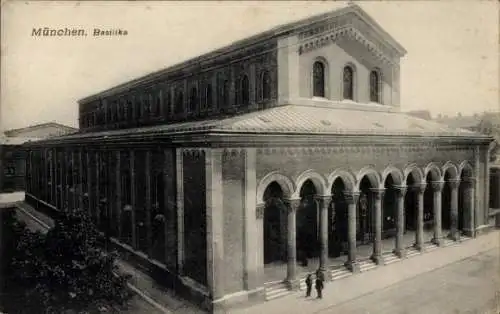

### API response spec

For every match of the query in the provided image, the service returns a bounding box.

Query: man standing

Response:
[315,271,324,299]
[305,274,313,297]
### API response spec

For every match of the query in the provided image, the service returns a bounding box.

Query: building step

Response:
[460,235,472,242]
[406,247,421,258]
[358,259,377,272]
[424,243,439,252]
[442,238,458,247]
[383,253,401,265]
[330,267,352,281]
[265,282,290,301]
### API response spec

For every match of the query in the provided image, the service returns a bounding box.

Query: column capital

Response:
[344,191,360,205]
[285,198,301,213]
[447,178,461,189]
[431,181,445,192]
[256,204,265,219]
[462,177,476,188]
[369,188,385,200]
[314,194,331,207]
[412,182,427,194]
[393,185,407,197]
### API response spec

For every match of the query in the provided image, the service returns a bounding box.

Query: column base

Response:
[432,237,443,247]
[370,254,385,265]
[285,278,300,291]
[463,228,476,238]
[344,260,360,273]
[414,242,425,253]
[393,248,406,259]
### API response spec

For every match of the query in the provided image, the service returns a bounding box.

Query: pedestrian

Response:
[305,274,313,297]
[315,273,324,299]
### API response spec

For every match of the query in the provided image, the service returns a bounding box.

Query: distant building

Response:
[0,122,77,193]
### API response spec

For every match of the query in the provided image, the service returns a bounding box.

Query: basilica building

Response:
[24,4,494,313]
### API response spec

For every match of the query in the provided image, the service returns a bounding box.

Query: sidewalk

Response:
[232,230,500,314]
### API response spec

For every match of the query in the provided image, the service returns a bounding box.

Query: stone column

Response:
[86,151,92,217]
[431,181,444,246]
[285,198,300,289]
[95,151,101,226]
[315,195,330,274]
[414,183,426,251]
[115,151,122,239]
[175,148,185,275]
[369,188,385,265]
[130,150,137,249]
[71,150,76,210]
[394,185,407,258]
[145,150,153,257]
[344,191,360,273]
[448,179,460,241]
[205,148,224,301]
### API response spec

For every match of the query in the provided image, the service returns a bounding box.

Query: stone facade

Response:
[23,4,495,314]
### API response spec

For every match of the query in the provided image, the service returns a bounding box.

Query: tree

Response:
[7,209,132,313]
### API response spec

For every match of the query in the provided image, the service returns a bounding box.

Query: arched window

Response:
[223,80,229,108]
[153,94,161,116]
[343,66,354,100]
[117,100,124,122]
[261,71,271,100]
[174,89,184,114]
[189,87,198,113]
[126,99,133,121]
[144,95,151,117]
[134,99,141,120]
[241,75,250,106]
[370,70,381,103]
[205,84,213,109]
[164,91,171,117]
[313,61,325,97]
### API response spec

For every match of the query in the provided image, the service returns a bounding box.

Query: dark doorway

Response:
[263,182,286,264]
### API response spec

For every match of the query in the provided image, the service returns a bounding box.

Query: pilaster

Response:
[145,150,153,257]
[175,148,185,275]
[130,150,137,249]
[205,148,225,300]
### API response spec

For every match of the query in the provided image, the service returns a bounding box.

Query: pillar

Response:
[316,195,330,273]
[285,198,300,289]
[344,191,360,273]
[145,150,153,257]
[394,185,407,257]
[115,151,122,239]
[449,179,460,241]
[71,150,76,210]
[205,148,224,301]
[130,150,137,249]
[95,151,101,226]
[414,183,426,251]
[175,148,184,275]
[86,151,92,217]
[369,188,384,265]
[78,149,84,211]
[163,149,175,267]
[243,148,261,291]
[432,181,444,246]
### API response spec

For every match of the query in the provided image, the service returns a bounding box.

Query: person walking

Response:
[305,274,313,297]
[315,272,324,299]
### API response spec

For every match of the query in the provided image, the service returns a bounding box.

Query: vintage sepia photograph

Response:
[1,1,499,313]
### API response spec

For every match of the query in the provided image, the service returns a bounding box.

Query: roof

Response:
[78,3,407,104]
[41,104,488,144]
[4,122,77,137]
[0,136,41,145]
[435,116,481,130]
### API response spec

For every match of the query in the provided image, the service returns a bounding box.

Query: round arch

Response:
[256,171,295,205]
[327,169,356,192]
[403,163,424,184]
[356,166,381,190]
[311,56,329,98]
[381,165,404,186]
[442,161,459,180]
[424,162,442,181]
[293,169,328,199]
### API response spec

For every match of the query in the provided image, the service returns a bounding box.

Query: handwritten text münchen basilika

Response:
[32,28,128,37]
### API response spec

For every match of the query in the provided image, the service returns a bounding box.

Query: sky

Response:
[1,1,498,131]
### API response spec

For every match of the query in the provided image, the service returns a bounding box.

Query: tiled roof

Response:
[48,104,484,143]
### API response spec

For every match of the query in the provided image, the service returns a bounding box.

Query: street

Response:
[318,248,500,314]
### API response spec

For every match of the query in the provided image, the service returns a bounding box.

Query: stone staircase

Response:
[358,258,377,272]
[424,242,439,252]
[442,238,459,247]
[406,246,421,258]
[383,252,401,265]
[264,280,290,301]
[330,266,352,281]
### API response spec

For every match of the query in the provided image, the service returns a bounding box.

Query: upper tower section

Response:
[277,3,406,111]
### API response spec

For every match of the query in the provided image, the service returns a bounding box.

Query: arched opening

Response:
[458,166,474,235]
[423,170,439,243]
[369,70,381,103]
[263,182,287,265]
[261,70,271,100]
[357,176,375,253]
[441,171,453,236]
[189,87,198,114]
[404,172,418,247]
[382,175,397,245]
[313,61,325,97]
[174,89,184,115]
[329,178,348,263]
[205,84,213,109]
[343,65,354,100]
[241,75,250,106]
[297,180,319,266]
